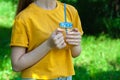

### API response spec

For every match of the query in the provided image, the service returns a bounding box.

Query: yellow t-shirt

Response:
[10,1,83,79]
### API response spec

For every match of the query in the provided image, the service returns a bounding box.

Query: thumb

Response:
[71,28,79,32]
[56,28,64,34]
[52,28,64,36]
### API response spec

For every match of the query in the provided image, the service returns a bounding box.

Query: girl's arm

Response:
[11,39,51,72]
[11,28,66,72]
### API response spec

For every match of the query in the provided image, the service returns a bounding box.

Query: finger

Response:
[66,39,81,45]
[62,43,66,48]
[59,43,66,49]
[56,28,64,34]
[66,35,81,39]
[67,42,80,46]
[56,40,66,49]
[52,28,63,36]
[58,39,66,46]
[66,31,80,35]
[53,33,63,40]
[66,39,81,43]
[71,28,79,32]
[69,28,82,36]
[54,36,64,45]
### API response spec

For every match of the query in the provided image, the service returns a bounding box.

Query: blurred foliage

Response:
[61,0,120,38]
[104,18,120,38]
[1,0,120,37]
[0,0,16,27]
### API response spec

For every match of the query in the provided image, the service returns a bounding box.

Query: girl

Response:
[10,0,83,80]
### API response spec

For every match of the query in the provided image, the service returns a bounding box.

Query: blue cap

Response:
[59,22,72,28]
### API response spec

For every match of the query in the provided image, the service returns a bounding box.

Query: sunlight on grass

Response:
[73,35,120,80]
[0,1,16,27]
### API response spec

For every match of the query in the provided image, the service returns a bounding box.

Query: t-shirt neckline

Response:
[31,1,60,13]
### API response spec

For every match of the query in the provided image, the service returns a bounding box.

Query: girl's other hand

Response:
[66,28,81,46]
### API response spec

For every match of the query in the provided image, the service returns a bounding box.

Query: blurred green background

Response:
[0,0,120,80]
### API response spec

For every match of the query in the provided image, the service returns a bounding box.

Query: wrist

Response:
[69,43,81,49]
[46,37,56,49]
[71,44,82,58]
[46,39,53,50]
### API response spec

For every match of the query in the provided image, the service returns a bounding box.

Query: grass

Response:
[73,35,120,80]
[0,0,120,80]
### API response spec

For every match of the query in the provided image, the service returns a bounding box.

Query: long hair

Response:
[16,0,33,15]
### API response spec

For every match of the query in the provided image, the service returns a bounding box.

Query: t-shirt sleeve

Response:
[72,9,84,35]
[10,17,28,47]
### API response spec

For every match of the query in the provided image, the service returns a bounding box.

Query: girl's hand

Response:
[66,28,81,46]
[48,28,66,49]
